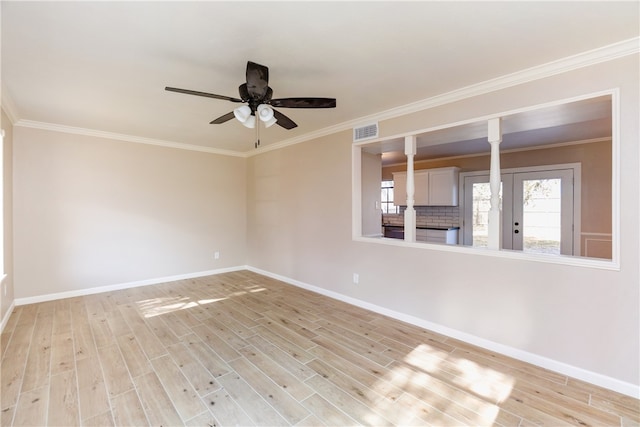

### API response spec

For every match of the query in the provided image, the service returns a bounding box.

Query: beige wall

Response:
[361,152,382,236]
[13,127,247,299]
[247,55,639,387]
[1,109,14,325]
[383,140,612,256]
[246,130,354,277]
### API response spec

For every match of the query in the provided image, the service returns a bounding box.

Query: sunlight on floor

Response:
[198,298,227,305]
[136,296,201,318]
[135,282,267,318]
[452,357,515,403]
[405,344,515,402]
[368,343,514,425]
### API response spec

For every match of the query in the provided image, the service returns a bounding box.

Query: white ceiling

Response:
[2,1,638,154]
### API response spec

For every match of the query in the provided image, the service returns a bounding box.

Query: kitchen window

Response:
[381,180,399,214]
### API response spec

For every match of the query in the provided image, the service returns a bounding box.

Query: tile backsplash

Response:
[383,206,460,228]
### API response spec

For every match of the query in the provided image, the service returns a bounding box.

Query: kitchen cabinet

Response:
[393,167,460,206]
[384,226,459,245]
[392,171,406,206]
[416,228,459,244]
[392,170,428,206]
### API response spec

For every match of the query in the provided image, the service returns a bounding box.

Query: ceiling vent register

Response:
[353,123,379,142]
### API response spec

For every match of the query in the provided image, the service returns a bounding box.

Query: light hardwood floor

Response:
[1,270,638,426]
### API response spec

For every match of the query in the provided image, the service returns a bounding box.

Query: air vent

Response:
[353,123,378,142]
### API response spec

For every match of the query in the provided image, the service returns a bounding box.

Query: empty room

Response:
[1,1,639,426]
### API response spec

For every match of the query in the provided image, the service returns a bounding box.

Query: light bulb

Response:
[257,104,274,122]
[241,115,256,128]
[233,105,252,122]
[262,116,277,128]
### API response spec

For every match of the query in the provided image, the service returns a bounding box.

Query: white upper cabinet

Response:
[428,167,460,206]
[392,171,406,206]
[392,170,429,206]
[393,167,459,206]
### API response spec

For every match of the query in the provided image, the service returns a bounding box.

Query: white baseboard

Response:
[14,266,247,306]
[246,266,640,399]
[1,300,16,334]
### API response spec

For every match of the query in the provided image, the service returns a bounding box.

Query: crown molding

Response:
[1,84,20,124]
[13,120,245,157]
[5,37,638,157]
[248,37,638,157]
[368,38,639,124]
[410,37,638,118]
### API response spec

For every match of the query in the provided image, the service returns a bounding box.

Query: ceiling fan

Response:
[165,61,336,133]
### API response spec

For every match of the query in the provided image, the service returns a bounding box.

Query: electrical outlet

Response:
[353,273,359,284]
[214,251,220,260]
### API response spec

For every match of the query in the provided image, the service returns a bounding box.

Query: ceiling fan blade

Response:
[246,61,269,99]
[165,87,242,103]
[272,109,298,130]
[270,98,336,108]
[210,111,236,124]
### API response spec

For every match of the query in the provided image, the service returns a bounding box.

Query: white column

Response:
[404,135,416,243]
[487,118,502,250]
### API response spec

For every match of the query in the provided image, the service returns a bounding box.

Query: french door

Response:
[463,167,576,255]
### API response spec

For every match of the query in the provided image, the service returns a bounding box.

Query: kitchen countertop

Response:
[382,225,460,231]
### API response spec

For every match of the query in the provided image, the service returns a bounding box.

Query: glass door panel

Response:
[519,178,562,254]
[463,175,508,247]
[471,182,491,248]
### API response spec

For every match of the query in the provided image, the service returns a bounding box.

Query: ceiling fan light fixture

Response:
[257,104,275,121]
[233,105,252,123]
[241,114,256,128]
[262,116,277,128]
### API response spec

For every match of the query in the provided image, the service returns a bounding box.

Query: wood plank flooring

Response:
[1,270,638,426]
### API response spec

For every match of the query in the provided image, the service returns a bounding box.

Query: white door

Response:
[463,168,575,255]
[511,169,574,255]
